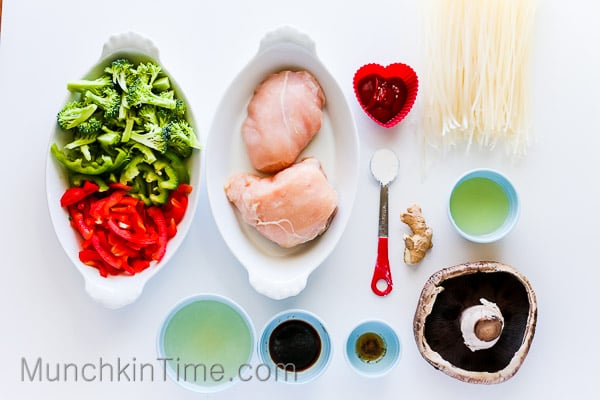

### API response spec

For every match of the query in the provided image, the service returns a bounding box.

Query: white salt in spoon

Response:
[369,149,399,296]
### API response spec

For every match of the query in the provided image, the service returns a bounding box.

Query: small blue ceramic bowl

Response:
[448,169,519,243]
[345,320,400,377]
[156,294,255,393]
[259,309,332,384]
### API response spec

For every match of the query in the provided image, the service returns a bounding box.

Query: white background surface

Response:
[1,0,599,399]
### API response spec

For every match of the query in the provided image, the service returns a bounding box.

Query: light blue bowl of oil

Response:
[345,320,400,377]
[157,294,255,393]
[448,169,519,243]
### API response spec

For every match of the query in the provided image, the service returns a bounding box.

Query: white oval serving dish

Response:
[206,26,359,300]
[45,32,202,309]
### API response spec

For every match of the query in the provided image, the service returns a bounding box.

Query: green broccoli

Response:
[156,107,174,127]
[172,98,186,119]
[166,120,201,158]
[53,57,198,206]
[126,77,177,110]
[152,76,171,92]
[128,142,157,164]
[57,101,98,130]
[67,76,113,94]
[105,58,135,91]
[158,90,175,100]
[117,92,130,121]
[76,117,103,135]
[79,145,93,162]
[121,110,137,143]
[97,131,121,148]
[130,124,168,153]
[64,131,98,150]
[136,62,163,86]
[84,87,120,119]
[137,104,159,126]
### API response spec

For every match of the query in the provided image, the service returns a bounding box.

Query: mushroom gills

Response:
[422,271,531,373]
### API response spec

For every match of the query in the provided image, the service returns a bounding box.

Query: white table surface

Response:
[2,0,599,398]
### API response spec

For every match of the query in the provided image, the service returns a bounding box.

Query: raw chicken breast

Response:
[224,158,338,248]
[242,70,325,173]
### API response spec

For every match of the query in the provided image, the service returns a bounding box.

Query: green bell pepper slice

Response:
[51,144,128,175]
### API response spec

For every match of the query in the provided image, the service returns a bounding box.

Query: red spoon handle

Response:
[371,236,393,296]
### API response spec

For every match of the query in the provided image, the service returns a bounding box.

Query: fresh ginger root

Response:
[400,204,433,265]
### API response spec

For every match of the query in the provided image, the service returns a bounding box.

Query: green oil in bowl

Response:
[450,177,510,236]
[160,296,254,391]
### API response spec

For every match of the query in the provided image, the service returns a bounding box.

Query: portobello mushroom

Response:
[413,261,537,384]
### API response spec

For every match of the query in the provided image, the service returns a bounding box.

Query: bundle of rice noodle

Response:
[421,0,537,158]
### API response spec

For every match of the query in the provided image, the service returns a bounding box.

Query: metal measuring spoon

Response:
[369,149,399,296]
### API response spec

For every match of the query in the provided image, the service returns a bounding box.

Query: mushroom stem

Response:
[460,298,504,352]
[474,317,503,342]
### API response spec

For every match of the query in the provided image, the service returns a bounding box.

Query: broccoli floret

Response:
[174,99,186,118]
[67,76,113,94]
[156,107,174,127]
[57,101,98,130]
[97,131,121,148]
[84,87,120,119]
[152,76,171,92]
[166,120,201,158]
[126,78,177,110]
[76,117,103,135]
[128,142,157,164]
[117,92,133,121]
[80,145,93,162]
[158,90,175,100]
[135,62,162,86]
[130,124,168,153]
[137,105,158,126]
[64,131,98,150]
[122,111,137,143]
[101,125,121,136]
[105,58,135,92]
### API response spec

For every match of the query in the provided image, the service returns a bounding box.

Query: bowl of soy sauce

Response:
[259,309,332,384]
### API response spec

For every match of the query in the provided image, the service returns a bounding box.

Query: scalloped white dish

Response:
[45,32,202,309]
[206,26,359,300]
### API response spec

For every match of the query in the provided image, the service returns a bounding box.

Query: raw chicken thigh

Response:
[242,70,325,173]
[224,158,338,248]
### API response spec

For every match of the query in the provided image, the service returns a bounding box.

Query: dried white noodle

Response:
[421,0,537,158]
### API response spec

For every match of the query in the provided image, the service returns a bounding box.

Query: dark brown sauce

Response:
[268,319,321,371]
[356,332,386,362]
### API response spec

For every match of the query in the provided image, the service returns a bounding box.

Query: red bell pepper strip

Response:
[106,230,143,257]
[79,249,120,278]
[91,230,124,270]
[147,206,168,262]
[89,190,126,223]
[106,218,158,245]
[68,204,94,240]
[176,183,193,195]
[60,180,99,207]
[108,182,132,191]
[130,258,151,273]
[162,183,192,225]
[165,217,177,239]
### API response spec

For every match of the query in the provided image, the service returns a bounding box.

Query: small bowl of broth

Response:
[448,169,519,243]
[157,294,255,393]
[259,309,332,384]
[345,320,400,377]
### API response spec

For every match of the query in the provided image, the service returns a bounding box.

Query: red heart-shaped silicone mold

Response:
[353,63,419,128]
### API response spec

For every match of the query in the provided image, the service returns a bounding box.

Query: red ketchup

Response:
[357,75,408,124]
